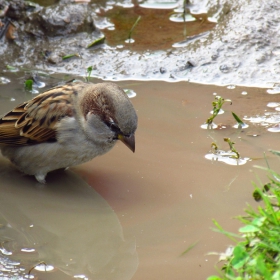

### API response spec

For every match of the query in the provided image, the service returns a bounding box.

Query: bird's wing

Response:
[0,83,79,145]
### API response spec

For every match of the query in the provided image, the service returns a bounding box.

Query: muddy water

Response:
[0,78,280,279]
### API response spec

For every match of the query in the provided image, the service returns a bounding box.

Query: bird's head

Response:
[79,82,138,152]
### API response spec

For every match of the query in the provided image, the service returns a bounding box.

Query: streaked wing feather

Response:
[0,83,82,146]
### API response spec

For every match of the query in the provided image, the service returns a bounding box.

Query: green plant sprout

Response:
[211,142,219,153]
[128,16,141,42]
[62,53,80,60]
[87,36,105,48]
[224,138,240,159]
[232,112,244,125]
[86,66,93,82]
[206,96,232,125]
[24,79,33,91]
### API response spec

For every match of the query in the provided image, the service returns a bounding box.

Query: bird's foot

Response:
[35,174,46,184]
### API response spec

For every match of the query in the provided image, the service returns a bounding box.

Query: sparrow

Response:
[0,80,138,183]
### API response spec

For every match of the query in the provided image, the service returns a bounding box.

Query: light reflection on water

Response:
[0,156,138,279]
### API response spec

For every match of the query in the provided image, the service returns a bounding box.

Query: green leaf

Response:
[252,217,266,227]
[269,149,280,157]
[206,276,222,280]
[128,16,141,40]
[231,245,249,269]
[239,224,259,233]
[232,111,244,124]
[62,53,80,60]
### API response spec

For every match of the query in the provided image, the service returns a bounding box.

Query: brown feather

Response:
[0,82,82,146]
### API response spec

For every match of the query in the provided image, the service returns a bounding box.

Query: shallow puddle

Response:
[1,76,280,279]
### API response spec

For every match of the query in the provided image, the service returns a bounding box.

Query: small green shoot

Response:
[211,142,219,153]
[86,66,93,82]
[224,138,240,159]
[232,111,247,128]
[6,65,17,71]
[231,112,244,125]
[206,96,232,125]
[128,16,141,42]
[87,36,105,48]
[24,79,33,91]
[62,53,80,60]
[180,241,199,257]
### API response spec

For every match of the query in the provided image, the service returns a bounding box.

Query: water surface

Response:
[0,77,280,279]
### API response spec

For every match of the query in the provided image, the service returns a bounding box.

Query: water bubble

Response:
[227,85,236,89]
[241,91,248,95]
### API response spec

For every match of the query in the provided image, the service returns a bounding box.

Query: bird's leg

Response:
[35,174,46,184]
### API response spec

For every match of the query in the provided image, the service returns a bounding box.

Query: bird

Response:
[0,80,138,183]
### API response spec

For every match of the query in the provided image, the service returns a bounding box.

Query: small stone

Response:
[159,67,166,74]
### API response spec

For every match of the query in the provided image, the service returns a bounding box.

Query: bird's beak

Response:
[118,134,135,153]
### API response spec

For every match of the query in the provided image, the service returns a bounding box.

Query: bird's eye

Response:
[105,120,121,134]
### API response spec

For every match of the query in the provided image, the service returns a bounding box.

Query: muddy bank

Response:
[1,0,280,87]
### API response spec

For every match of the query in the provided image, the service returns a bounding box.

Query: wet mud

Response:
[1,75,280,279]
[1,0,280,86]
